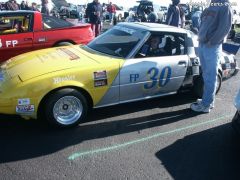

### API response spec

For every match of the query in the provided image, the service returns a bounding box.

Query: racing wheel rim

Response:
[53,96,83,125]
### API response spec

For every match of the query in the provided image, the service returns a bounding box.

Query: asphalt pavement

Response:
[0,27,240,179]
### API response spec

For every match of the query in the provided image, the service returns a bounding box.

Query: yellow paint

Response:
[0,45,125,118]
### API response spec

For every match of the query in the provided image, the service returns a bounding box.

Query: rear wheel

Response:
[193,73,222,98]
[43,88,88,128]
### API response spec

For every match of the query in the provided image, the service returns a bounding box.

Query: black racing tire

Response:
[43,88,88,128]
[193,73,222,98]
[215,73,222,94]
[55,42,73,47]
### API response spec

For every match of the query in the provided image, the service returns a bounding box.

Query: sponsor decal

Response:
[94,70,107,80]
[57,48,80,60]
[16,105,34,113]
[18,98,30,105]
[53,75,76,84]
[94,79,108,87]
[94,70,108,87]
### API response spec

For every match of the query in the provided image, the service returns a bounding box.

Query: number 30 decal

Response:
[144,66,172,89]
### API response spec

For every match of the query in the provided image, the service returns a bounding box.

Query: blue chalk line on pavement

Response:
[68,114,232,160]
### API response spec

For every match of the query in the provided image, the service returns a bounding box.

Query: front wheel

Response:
[43,88,88,128]
[193,73,222,98]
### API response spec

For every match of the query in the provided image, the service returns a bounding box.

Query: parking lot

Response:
[0,55,240,180]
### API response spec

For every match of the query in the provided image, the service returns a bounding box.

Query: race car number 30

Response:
[144,66,172,89]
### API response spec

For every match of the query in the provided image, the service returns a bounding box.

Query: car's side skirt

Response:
[94,91,177,109]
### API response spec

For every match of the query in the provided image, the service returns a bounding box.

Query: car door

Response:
[0,13,33,62]
[119,33,189,102]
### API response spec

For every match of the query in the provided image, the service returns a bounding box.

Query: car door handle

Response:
[178,61,187,67]
[24,38,33,41]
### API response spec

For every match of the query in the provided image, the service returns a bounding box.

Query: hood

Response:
[2,45,102,81]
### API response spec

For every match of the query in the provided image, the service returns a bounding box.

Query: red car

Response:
[0,11,94,62]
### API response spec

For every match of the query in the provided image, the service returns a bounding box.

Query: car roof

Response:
[0,10,38,15]
[118,22,188,34]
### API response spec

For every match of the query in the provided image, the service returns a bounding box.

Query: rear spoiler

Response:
[222,43,240,55]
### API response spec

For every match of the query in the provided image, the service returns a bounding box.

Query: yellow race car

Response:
[0,23,238,127]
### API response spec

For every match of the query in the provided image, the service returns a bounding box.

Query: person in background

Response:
[102,3,107,22]
[166,0,185,27]
[20,1,29,10]
[85,0,102,37]
[190,0,232,113]
[31,2,38,11]
[41,0,49,15]
[191,10,202,33]
[147,10,158,23]
[12,0,19,10]
[0,3,3,11]
[5,0,13,10]
[6,0,18,11]
[107,2,116,25]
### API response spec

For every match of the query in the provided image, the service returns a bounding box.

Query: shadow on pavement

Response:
[156,123,240,180]
[0,92,198,163]
[89,92,196,121]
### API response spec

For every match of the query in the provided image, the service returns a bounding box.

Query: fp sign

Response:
[0,39,18,48]
[6,40,18,47]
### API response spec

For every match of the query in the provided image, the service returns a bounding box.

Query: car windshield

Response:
[87,26,147,58]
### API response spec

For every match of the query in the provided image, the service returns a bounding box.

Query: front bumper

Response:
[0,98,15,114]
[0,97,38,119]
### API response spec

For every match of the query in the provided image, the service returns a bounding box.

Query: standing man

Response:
[166,0,185,27]
[41,0,50,15]
[107,2,116,25]
[190,0,232,113]
[86,0,102,37]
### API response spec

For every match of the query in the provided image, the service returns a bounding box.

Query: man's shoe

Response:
[190,103,211,113]
[196,99,214,109]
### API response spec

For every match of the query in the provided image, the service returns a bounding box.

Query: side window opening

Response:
[135,33,186,58]
[0,15,31,34]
